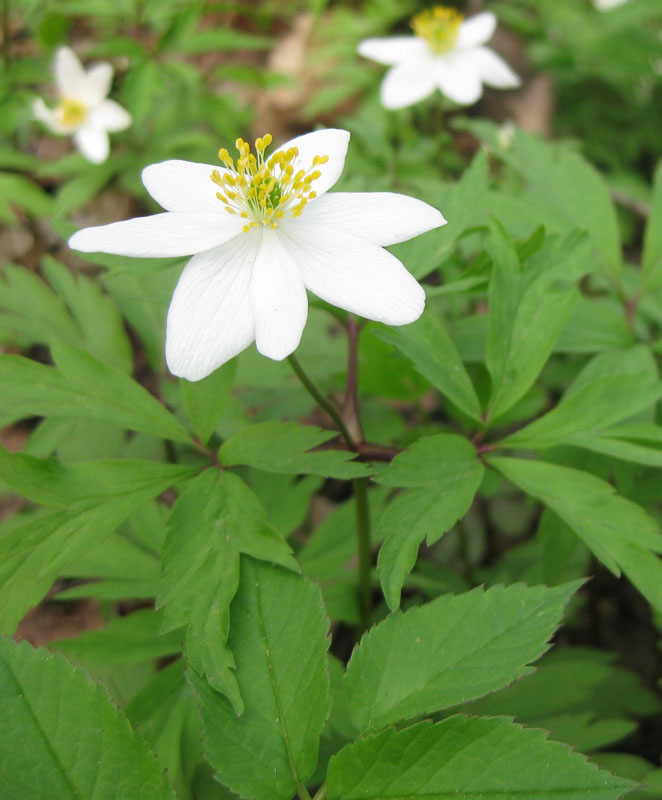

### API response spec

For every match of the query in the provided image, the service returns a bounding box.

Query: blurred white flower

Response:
[358,7,520,109]
[593,0,629,10]
[33,46,131,164]
[69,129,445,381]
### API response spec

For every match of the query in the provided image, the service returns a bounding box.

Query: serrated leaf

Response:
[488,456,662,613]
[504,346,662,449]
[0,487,165,634]
[327,717,635,800]
[52,609,182,664]
[375,434,484,609]
[189,559,330,800]
[181,359,237,445]
[486,226,586,420]
[157,469,297,714]
[496,129,622,282]
[43,257,133,372]
[0,638,174,799]
[0,344,190,443]
[218,421,370,478]
[641,160,662,290]
[374,311,482,421]
[0,447,196,508]
[345,581,579,732]
[125,660,201,800]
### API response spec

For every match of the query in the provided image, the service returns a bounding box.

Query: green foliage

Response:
[190,558,330,800]
[327,717,635,800]
[158,469,297,714]
[345,581,578,732]
[2,1,662,796]
[375,434,484,609]
[0,638,174,799]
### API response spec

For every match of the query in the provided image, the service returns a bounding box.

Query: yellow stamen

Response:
[210,132,328,232]
[411,6,463,54]
[56,97,87,127]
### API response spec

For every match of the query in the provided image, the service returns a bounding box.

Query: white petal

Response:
[166,238,258,380]
[73,125,110,163]
[435,53,484,105]
[280,223,425,325]
[88,99,132,132]
[251,229,308,361]
[276,128,350,196]
[380,60,438,109]
[357,36,428,66]
[141,160,228,214]
[456,12,497,49]
[54,46,87,99]
[69,212,244,257]
[32,97,63,133]
[471,46,521,89]
[299,192,446,247]
[82,62,113,106]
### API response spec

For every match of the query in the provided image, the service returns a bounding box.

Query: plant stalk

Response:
[287,353,354,448]
[354,476,372,630]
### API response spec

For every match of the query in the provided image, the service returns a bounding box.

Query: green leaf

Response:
[189,558,330,800]
[504,346,662,449]
[181,359,237,445]
[0,264,80,345]
[641,160,662,290]
[375,434,484,609]
[0,172,54,219]
[0,638,174,799]
[125,661,201,800]
[496,129,622,282]
[486,225,586,420]
[374,311,482,421]
[0,487,165,634]
[0,344,191,443]
[42,257,134,372]
[327,717,635,800]
[157,469,297,714]
[345,581,579,732]
[52,609,182,664]
[459,646,661,720]
[488,456,662,613]
[0,447,196,508]
[218,421,370,478]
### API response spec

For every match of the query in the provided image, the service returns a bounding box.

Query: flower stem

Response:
[287,353,354,449]
[354,476,372,630]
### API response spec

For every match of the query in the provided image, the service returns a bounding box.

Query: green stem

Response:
[312,784,327,800]
[287,353,354,448]
[354,476,372,630]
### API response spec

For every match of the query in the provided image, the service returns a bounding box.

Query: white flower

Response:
[33,46,131,164]
[358,7,520,109]
[593,0,629,9]
[69,129,445,381]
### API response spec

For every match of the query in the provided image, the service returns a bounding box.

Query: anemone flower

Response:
[358,7,520,109]
[33,46,131,164]
[69,129,446,380]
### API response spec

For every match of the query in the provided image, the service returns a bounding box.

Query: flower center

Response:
[411,6,463,54]
[56,97,87,127]
[210,133,328,233]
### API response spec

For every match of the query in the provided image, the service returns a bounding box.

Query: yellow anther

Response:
[411,6,463,53]
[211,133,328,231]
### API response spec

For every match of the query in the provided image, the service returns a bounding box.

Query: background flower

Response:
[69,129,445,380]
[33,46,131,164]
[358,8,521,109]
